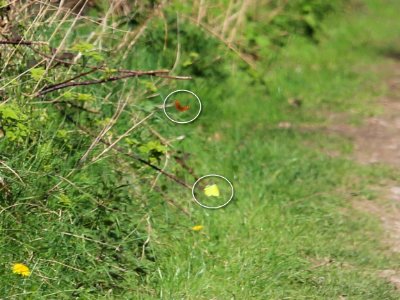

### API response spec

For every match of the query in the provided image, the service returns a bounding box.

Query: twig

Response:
[37,70,189,96]
[157,74,191,80]
[40,68,99,92]
[31,46,192,80]
[0,40,48,46]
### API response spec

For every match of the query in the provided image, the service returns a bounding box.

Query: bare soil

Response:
[338,60,400,288]
[330,97,400,167]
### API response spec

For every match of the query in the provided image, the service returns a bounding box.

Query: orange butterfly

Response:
[174,100,190,112]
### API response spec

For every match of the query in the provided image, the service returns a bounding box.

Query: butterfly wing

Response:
[174,100,190,112]
[204,184,220,197]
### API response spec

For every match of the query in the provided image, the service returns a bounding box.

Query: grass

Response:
[147,1,400,298]
[2,0,400,298]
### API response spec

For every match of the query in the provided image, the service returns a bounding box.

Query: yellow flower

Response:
[12,263,31,277]
[191,225,204,231]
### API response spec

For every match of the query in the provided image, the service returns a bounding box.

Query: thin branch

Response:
[30,47,192,79]
[37,70,190,96]
[157,74,192,80]
[41,68,99,92]
[0,40,48,46]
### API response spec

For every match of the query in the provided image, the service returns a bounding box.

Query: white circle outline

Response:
[163,89,202,124]
[191,174,234,209]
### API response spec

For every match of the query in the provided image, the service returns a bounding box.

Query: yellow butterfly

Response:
[204,184,220,197]
[191,225,204,231]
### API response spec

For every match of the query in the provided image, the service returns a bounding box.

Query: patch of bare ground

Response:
[283,59,400,289]
[341,60,400,289]
[353,195,400,253]
[379,269,400,290]
[351,185,400,289]
[279,59,400,288]
[328,98,400,166]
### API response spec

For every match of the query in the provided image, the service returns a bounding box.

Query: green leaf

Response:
[87,51,104,62]
[6,131,16,141]
[183,51,200,67]
[0,105,27,121]
[138,141,167,154]
[57,129,68,139]
[189,51,200,59]
[62,92,95,102]
[0,106,18,120]
[125,138,139,145]
[58,194,72,206]
[71,42,104,62]
[30,67,46,81]
[71,42,94,53]
[144,82,157,93]
[304,14,317,29]
[62,91,74,100]
[76,93,95,102]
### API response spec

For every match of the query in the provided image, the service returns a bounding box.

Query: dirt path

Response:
[346,98,400,166]
[332,62,400,167]
[333,60,400,288]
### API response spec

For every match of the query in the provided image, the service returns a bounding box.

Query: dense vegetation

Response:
[1,0,400,298]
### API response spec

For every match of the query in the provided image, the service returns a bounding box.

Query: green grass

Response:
[146,1,400,298]
[2,0,400,298]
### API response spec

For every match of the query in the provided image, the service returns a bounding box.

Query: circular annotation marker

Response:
[163,89,202,124]
[192,174,234,209]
